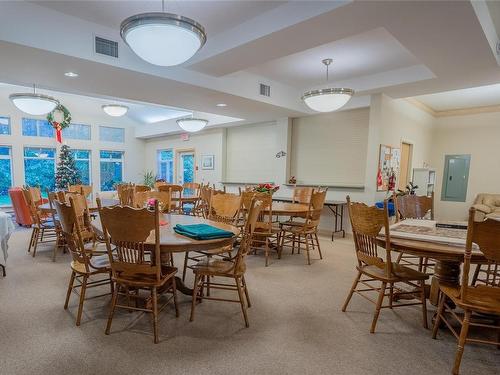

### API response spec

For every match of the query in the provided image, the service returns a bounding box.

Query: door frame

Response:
[399,140,414,190]
[441,154,471,202]
[175,148,196,185]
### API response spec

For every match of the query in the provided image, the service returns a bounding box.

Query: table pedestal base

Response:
[430,260,461,306]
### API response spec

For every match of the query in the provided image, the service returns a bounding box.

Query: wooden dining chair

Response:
[54,198,112,326]
[342,196,429,333]
[279,189,327,265]
[28,186,45,206]
[181,182,200,214]
[190,198,262,327]
[134,184,151,193]
[47,191,65,261]
[212,184,226,194]
[238,185,255,195]
[68,184,92,198]
[432,207,500,375]
[241,191,280,266]
[23,188,58,257]
[191,185,211,218]
[208,192,241,224]
[393,192,435,273]
[158,184,183,213]
[153,180,168,190]
[116,183,134,206]
[69,193,97,246]
[98,199,179,344]
[292,186,313,204]
[134,190,172,213]
[181,191,242,282]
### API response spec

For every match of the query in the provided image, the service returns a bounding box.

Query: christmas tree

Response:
[55,145,81,190]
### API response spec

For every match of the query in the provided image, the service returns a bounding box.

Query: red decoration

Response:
[54,123,62,144]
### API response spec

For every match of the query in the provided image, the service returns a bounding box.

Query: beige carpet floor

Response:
[0,227,498,375]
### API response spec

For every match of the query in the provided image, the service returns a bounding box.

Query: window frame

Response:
[157,149,174,183]
[99,150,124,191]
[62,123,92,141]
[23,146,56,191]
[0,116,11,135]
[99,126,125,143]
[22,118,55,138]
[0,145,13,207]
[70,149,92,185]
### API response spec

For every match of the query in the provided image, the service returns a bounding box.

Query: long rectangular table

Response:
[272,196,346,241]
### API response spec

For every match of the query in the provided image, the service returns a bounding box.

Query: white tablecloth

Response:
[0,212,15,263]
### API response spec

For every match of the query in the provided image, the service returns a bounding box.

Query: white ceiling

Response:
[34,0,285,38]
[414,83,500,112]
[1,0,500,137]
[0,82,242,136]
[247,27,421,89]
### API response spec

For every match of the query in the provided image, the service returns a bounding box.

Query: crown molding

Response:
[406,98,500,118]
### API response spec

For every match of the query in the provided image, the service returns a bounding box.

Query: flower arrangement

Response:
[146,198,165,212]
[253,183,280,194]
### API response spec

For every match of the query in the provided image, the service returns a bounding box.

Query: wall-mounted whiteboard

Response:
[225,122,279,183]
[290,108,369,185]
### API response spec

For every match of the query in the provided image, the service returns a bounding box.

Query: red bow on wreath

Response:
[47,104,71,144]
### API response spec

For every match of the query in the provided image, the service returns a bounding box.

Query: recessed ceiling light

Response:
[216,103,227,107]
[64,72,79,78]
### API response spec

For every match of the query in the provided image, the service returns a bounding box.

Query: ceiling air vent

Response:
[260,83,271,97]
[95,36,119,58]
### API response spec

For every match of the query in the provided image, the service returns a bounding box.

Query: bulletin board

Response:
[376,144,401,192]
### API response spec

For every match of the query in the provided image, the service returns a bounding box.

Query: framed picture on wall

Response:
[201,154,214,170]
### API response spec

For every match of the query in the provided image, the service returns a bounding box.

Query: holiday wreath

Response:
[47,104,71,143]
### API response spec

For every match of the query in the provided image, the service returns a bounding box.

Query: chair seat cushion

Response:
[71,254,111,273]
[193,257,243,276]
[440,284,500,315]
[359,263,429,282]
[114,265,177,287]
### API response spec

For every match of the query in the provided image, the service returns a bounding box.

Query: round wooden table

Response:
[269,202,309,215]
[38,198,119,214]
[92,214,238,295]
[377,236,485,305]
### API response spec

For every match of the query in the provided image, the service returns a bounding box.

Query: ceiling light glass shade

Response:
[121,12,206,66]
[9,93,58,115]
[176,118,208,132]
[302,88,354,112]
[102,104,129,117]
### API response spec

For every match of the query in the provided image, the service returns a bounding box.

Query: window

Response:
[63,123,91,140]
[0,116,10,135]
[0,146,13,206]
[22,118,54,138]
[99,126,125,143]
[100,150,123,191]
[70,149,91,185]
[157,149,174,183]
[24,147,56,192]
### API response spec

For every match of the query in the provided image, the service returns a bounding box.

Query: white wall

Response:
[367,94,436,203]
[225,121,280,183]
[143,128,225,186]
[431,111,500,220]
[0,87,146,197]
[291,108,369,186]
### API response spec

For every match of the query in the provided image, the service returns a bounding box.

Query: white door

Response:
[176,150,195,186]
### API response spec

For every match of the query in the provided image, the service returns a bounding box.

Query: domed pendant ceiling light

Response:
[176,117,208,133]
[9,84,59,115]
[302,59,354,112]
[102,104,129,117]
[120,0,207,66]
